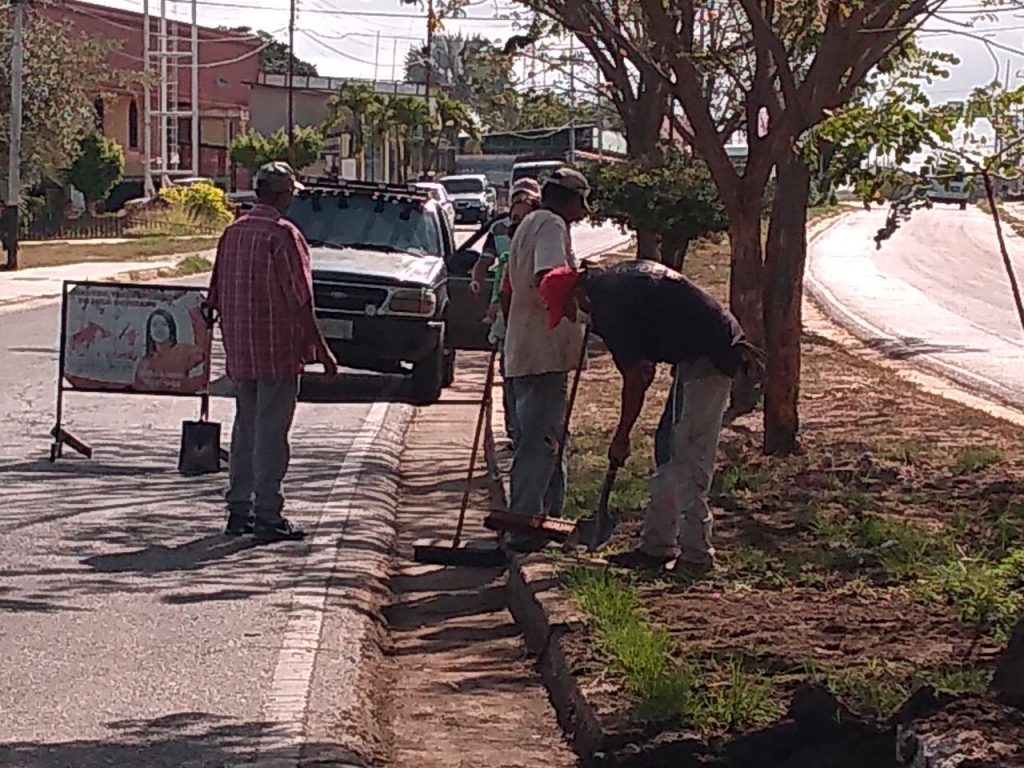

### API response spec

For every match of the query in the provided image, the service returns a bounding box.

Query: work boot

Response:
[225,513,255,536]
[254,517,307,543]
[607,549,675,571]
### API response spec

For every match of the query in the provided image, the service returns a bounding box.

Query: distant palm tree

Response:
[324,82,382,179]
[389,96,433,182]
[429,92,479,173]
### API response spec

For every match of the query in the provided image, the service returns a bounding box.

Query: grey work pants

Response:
[226,377,300,524]
[508,372,568,519]
[640,367,731,564]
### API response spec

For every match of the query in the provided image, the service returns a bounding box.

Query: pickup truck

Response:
[286,178,495,404]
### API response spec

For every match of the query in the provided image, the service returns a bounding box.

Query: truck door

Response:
[444,217,500,352]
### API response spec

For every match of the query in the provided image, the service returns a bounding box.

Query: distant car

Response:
[921,166,973,210]
[439,174,495,224]
[172,176,219,189]
[414,181,456,226]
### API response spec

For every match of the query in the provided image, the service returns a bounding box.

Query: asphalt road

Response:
[0,221,627,766]
[807,204,1024,409]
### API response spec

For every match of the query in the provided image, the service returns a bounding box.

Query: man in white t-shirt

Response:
[501,167,590,551]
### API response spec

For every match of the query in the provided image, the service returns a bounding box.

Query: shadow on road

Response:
[0,711,374,768]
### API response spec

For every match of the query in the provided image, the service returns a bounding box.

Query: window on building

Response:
[93,98,105,131]
[128,100,139,149]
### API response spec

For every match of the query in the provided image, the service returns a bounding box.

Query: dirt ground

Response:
[383,354,577,768]
[548,240,1024,764]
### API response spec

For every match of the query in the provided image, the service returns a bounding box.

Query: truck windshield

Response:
[441,178,484,195]
[512,163,560,185]
[287,194,442,256]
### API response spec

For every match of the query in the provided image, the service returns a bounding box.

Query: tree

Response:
[405,34,515,122]
[585,147,729,269]
[66,133,125,214]
[0,14,121,195]
[388,97,433,181]
[229,126,325,176]
[428,91,479,171]
[324,82,383,179]
[527,0,950,454]
[224,27,317,76]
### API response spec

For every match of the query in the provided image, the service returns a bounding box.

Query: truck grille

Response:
[313,282,389,313]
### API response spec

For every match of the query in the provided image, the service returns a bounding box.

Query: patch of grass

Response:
[721,545,791,589]
[917,549,1024,641]
[714,464,769,495]
[565,567,694,722]
[695,658,783,734]
[813,659,990,721]
[808,509,948,581]
[877,441,923,466]
[567,567,789,734]
[173,254,214,276]
[952,445,1006,476]
[20,236,220,269]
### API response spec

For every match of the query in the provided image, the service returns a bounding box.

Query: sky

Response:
[88,0,1024,102]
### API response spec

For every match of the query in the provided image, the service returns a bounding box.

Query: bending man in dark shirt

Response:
[539,260,763,573]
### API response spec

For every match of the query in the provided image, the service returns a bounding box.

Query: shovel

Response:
[564,461,620,552]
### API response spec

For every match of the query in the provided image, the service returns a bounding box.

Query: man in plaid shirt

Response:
[207,162,338,542]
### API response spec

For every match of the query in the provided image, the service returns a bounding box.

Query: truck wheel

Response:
[411,345,445,405]
[442,349,456,388]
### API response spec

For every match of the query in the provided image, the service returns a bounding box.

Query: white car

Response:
[414,181,456,226]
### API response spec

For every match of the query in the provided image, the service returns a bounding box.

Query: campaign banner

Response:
[62,282,213,396]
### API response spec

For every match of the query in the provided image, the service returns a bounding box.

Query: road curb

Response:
[256,401,415,768]
[804,212,1024,428]
[484,402,616,765]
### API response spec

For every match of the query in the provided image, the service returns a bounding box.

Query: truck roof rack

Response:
[298,176,430,200]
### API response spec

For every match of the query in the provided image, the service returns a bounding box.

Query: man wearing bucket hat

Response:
[538,259,764,574]
[207,161,338,543]
[500,167,591,551]
[468,177,542,447]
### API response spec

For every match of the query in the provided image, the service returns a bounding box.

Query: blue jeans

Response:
[508,372,568,519]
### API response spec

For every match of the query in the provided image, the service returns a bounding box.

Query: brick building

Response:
[42,0,262,199]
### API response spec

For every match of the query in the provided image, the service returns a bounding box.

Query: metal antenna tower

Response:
[143,0,200,195]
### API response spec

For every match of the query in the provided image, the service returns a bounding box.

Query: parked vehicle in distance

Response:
[921,166,973,210]
[414,181,456,226]
[511,159,563,186]
[439,174,495,224]
[285,178,494,404]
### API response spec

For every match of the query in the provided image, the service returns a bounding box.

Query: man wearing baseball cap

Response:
[500,167,590,551]
[207,161,338,543]
[539,260,764,574]
[469,177,543,447]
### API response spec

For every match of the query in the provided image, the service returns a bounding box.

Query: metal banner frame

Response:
[50,279,215,462]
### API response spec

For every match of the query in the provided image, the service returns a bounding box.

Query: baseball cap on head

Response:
[543,167,591,209]
[255,161,304,194]
[510,177,541,203]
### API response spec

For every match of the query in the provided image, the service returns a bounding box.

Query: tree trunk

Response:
[636,229,659,260]
[623,87,666,263]
[727,202,765,416]
[659,234,690,271]
[762,152,811,456]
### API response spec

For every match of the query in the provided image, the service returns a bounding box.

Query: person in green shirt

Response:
[469,177,542,448]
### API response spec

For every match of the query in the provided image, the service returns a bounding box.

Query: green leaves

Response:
[66,133,125,207]
[0,14,122,193]
[584,146,730,266]
[228,126,325,175]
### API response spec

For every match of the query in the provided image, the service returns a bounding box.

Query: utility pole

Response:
[425,0,435,103]
[373,30,381,83]
[5,0,25,270]
[287,0,296,165]
[568,35,576,165]
[143,0,154,197]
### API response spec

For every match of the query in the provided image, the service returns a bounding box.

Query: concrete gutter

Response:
[257,401,414,768]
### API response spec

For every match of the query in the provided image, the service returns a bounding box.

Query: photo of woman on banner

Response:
[133,306,210,393]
